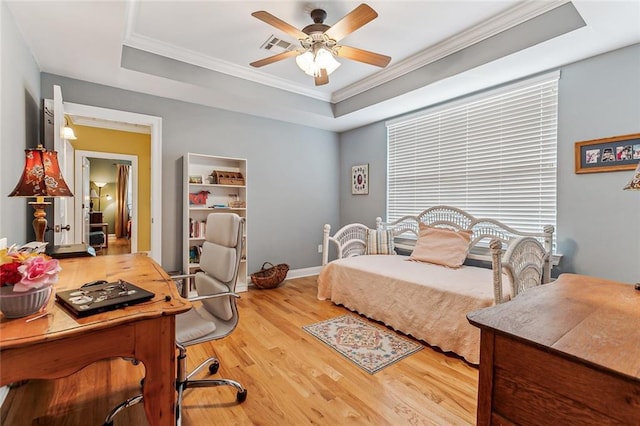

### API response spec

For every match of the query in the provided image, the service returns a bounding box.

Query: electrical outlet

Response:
[317,244,323,253]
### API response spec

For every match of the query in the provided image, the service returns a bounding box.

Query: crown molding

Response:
[123,1,330,102]
[122,0,569,106]
[331,0,570,103]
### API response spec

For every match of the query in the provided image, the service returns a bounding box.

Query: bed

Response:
[318,205,554,364]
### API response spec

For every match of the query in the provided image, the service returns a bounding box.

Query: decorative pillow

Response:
[409,224,472,268]
[366,229,396,255]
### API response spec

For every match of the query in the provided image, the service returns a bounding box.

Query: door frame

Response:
[74,151,139,253]
[64,102,162,263]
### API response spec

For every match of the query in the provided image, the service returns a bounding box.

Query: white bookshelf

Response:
[183,153,247,292]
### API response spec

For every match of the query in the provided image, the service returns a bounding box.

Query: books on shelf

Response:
[189,218,207,238]
[189,244,203,264]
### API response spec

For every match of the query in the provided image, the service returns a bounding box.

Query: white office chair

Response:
[104,213,247,425]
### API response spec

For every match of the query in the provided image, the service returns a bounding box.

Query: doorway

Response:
[75,151,138,255]
[63,102,162,263]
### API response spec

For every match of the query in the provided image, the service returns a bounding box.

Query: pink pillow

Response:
[409,224,472,268]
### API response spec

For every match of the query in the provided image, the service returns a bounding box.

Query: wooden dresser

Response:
[467,273,640,425]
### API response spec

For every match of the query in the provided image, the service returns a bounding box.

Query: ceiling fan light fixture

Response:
[295,46,340,77]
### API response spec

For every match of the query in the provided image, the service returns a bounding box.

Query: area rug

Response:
[303,315,423,374]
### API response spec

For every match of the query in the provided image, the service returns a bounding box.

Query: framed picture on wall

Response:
[575,133,640,174]
[352,164,369,195]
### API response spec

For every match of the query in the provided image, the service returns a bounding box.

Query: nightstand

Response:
[90,211,103,224]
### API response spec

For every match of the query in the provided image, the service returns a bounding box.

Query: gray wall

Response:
[556,44,640,283]
[339,121,388,228]
[0,2,42,246]
[339,44,640,284]
[3,0,637,282]
[39,75,340,274]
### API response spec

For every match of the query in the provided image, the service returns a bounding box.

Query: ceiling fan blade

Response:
[250,50,299,68]
[252,11,308,40]
[336,45,391,68]
[324,4,378,42]
[315,69,329,86]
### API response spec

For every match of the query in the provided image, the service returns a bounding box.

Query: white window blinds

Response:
[386,72,558,237]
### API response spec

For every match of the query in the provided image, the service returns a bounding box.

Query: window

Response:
[386,72,558,239]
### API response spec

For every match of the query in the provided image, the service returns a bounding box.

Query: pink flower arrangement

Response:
[0,247,61,292]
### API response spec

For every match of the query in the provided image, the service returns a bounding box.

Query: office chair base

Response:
[103,394,143,426]
[103,377,247,425]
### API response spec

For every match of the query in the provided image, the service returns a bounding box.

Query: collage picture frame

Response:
[575,133,640,174]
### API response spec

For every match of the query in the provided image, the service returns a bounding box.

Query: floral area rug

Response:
[303,315,423,374]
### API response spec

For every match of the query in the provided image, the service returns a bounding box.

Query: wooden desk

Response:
[90,222,109,248]
[0,254,191,426]
[467,273,640,425]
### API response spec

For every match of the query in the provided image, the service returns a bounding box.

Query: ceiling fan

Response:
[250,3,391,86]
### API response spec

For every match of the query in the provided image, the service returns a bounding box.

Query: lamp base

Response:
[29,201,51,243]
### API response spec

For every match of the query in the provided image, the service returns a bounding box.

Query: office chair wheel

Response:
[237,389,247,403]
[208,361,220,375]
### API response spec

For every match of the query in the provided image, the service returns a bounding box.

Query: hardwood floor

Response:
[95,235,131,256]
[0,276,478,425]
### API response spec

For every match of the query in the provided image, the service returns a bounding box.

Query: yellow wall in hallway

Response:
[71,125,152,251]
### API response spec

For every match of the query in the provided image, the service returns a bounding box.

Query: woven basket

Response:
[250,262,289,289]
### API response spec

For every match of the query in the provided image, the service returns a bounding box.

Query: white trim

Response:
[70,116,150,134]
[122,2,329,102]
[386,70,560,127]
[246,266,322,289]
[64,102,162,264]
[286,266,322,279]
[74,150,138,254]
[122,0,567,105]
[333,1,569,102]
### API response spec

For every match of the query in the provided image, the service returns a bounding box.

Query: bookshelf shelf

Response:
[183,153,247,292]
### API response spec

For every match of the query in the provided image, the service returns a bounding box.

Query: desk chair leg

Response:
[103,344,246,425]
[103,394,143,426]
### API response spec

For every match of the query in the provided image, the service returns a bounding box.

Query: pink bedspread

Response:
[317,255,511,364]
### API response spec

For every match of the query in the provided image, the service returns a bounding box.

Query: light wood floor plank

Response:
[1,275,478,425]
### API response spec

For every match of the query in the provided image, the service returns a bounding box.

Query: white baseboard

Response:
[286,266,322,279]
[245,265,321,289]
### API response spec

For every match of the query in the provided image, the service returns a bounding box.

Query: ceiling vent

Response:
[260,35,296,52]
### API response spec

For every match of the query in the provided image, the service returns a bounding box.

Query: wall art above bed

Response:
[352,163,369,195]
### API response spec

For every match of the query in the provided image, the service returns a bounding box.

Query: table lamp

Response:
[623,161,640,290]
[623,161,640,191]
[94,182,107,211]
[8,145,73,242]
